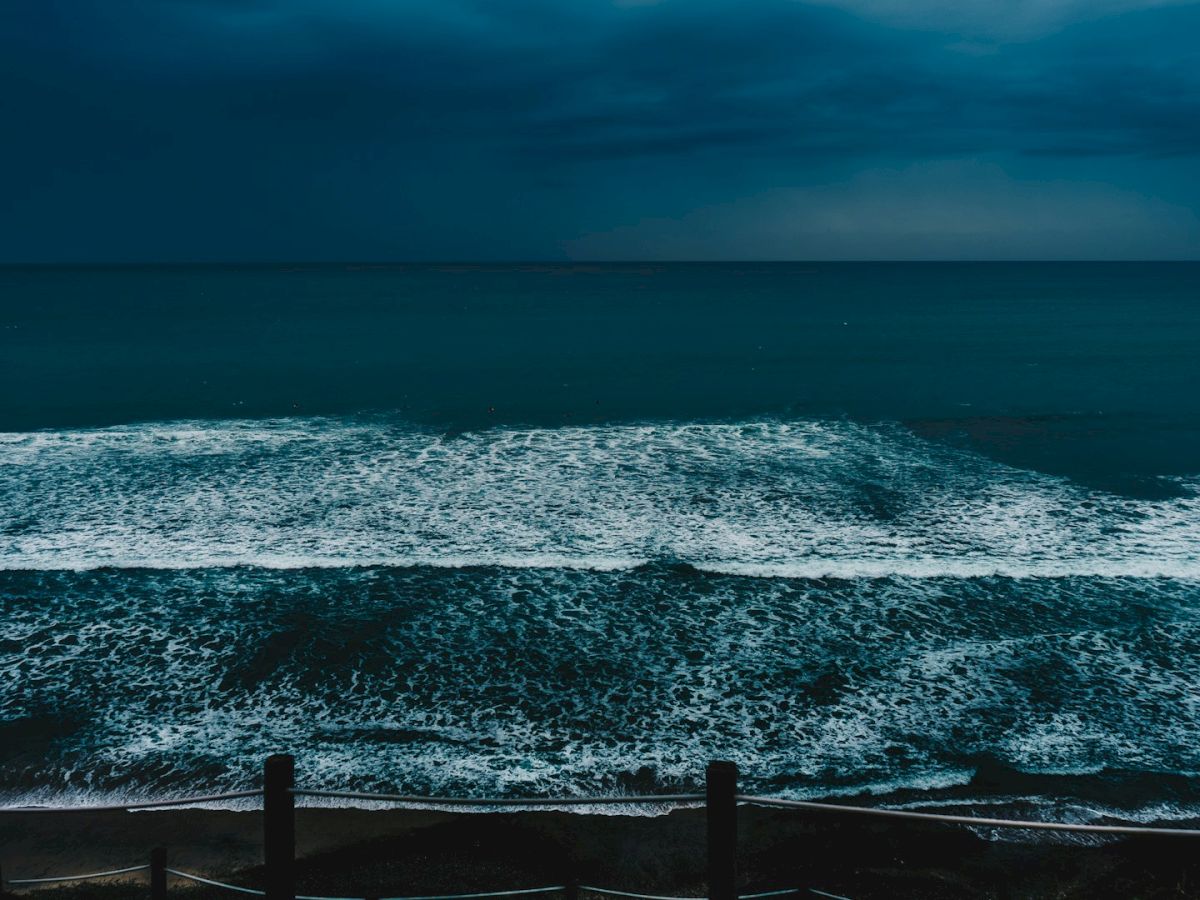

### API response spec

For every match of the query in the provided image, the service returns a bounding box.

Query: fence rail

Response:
[736,795,1200,837]
[1,862,841,900]
[5,863,150,885]
[290,789,706,808]
[0,862,841,900]
[0,789,263,814]
[4,756,1200,899]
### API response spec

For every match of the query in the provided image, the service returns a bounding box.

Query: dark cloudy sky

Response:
[2,0,1199,260]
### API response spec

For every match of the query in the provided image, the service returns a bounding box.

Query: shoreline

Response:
[4,806,1200,898]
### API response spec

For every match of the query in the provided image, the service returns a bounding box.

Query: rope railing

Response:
[291,788,705,808]
[0,874,832,900]
[5,863,149,884]
[0,868,839,900]
[578,887,698,900]
[736,794,1200,837]
[4,756,1199,899]
[0,868,835,900]
[169,867,364,900]
[5,785,1200,837]
[0,788,263,813]
[7,788,1198,837]
[377,886,568,900]
[167,868,267,895]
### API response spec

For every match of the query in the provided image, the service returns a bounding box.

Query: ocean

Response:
[2,262,1199,826]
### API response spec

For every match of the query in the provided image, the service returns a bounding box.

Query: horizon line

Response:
[2,259,1200,267]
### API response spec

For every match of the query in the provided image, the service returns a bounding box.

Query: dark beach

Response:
[4,805,1200,899]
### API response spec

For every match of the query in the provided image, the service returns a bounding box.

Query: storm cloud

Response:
[2,0,1198,259]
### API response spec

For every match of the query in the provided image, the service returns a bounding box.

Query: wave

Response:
[2,557,1199,580]
[2,416,1197,575]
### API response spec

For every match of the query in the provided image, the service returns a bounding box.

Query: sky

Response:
[2,0,1199,261]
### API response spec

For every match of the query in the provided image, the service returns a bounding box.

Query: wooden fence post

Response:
[150,846,167,900]
[264,754,296,900]
[706,760,738,900]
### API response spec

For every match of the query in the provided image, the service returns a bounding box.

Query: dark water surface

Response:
[1,263,1198,824]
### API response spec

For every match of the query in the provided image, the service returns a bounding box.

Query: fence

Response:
[4,756,1200,900]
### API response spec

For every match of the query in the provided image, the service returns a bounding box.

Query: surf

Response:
[1,416,1197,575]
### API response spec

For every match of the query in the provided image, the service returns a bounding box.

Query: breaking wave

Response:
[1,416,1197,576]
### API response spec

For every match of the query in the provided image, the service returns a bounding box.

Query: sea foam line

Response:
[1,555,1199,580]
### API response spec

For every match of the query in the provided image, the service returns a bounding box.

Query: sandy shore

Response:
[3,805,1200,899]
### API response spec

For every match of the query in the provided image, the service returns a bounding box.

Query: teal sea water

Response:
[2,263,1199,825]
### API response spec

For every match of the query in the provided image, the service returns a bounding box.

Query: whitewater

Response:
[1,416,1197,577]
[2,415,1199,825]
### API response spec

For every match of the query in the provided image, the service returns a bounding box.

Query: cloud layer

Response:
[1,0,1198,260]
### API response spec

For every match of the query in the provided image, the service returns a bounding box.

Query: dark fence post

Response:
[150,846,167,900]
[706,760,738,900]
[264,754,296,900]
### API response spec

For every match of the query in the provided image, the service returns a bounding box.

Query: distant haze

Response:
[2,0,1199,261]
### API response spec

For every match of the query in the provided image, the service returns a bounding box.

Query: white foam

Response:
[1,416,1197,577]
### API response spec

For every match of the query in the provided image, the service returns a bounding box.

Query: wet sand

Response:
[3,805,1200,899]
